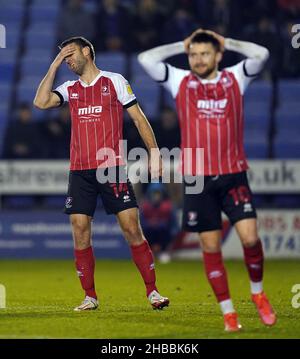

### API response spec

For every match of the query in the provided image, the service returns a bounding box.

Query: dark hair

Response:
[190,32,221,52]
[59,36,95,61]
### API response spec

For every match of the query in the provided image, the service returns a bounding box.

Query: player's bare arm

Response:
[127,103,162,179]
[33,44,76,109]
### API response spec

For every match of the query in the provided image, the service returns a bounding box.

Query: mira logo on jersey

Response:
[197,99,228,116]
[78,105,102,122]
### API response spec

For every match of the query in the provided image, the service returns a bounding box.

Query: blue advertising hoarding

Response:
[0,211,130,259]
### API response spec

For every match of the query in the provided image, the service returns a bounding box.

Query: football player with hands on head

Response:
[138,28,276,332]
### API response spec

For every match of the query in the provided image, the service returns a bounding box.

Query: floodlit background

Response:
[0,0,299,260]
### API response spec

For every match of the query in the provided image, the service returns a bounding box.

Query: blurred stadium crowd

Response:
[0,0,299,214]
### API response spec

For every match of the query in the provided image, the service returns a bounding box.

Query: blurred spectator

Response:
[58,0,96,43]
[96,0,133,52]
[153,107,181,150]
[132,0,166,51]
[278,0,300,20]
[211,0,231,33]
[162,7,198,44]
[140,183,178,263]
[41,106,71,158]
[2,103,41,159]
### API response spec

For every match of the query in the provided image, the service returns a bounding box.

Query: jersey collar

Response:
[194,71,222,84]
[78,71,102,87]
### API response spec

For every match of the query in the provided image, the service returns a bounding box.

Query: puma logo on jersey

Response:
[197,99,228,115]
[78,105,102,116]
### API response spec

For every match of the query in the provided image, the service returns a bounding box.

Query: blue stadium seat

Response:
[5,31,21,49]
[29,5,60,23]
[278,80,300,101]
[0,83,13,104]
[96,52,127,75]
[244,114,269,132]
[244,80,272,103]
[27,21,57,36]
[0,63,15,82]
[23,48,54,62]
[244,130,268,158]
[0,6,24,22]
[24,32,56,51]
[0,103,9,123]
[20,57,50,77]
[0,0,26,6]
[276,113,300,132]
[274,130,300,159]
[276,101,300,118]
[244,100,270,119]
[0,49,17,64]
[32,0,61,5]
[16,77,42,106]
[244,143,268,158]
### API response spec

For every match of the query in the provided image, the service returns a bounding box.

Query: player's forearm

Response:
[225,38,269,62]
[33,65,58,109]
[136,117,160,154]
[225,38,270,76]
[138,42,184,81]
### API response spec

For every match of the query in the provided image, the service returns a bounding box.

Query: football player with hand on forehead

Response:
[34,36,169,312]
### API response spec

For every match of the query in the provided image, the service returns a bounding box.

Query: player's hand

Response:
[184,28,225,53]
[50,44,76,69]
[203,30,225,52]
[184,28,203,53]
[149,149,163,180]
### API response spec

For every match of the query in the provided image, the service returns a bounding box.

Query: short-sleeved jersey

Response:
[162,60,254,176]
[54,71,137,170]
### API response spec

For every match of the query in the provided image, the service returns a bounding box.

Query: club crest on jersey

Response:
[221,74,233,88]
[102,85,110,95]
[187,211,198,226]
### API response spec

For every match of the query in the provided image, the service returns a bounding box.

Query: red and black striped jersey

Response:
[163,61,254,176]
[54,71,136,170]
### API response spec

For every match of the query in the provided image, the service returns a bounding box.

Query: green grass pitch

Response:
[0,259,299,339]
